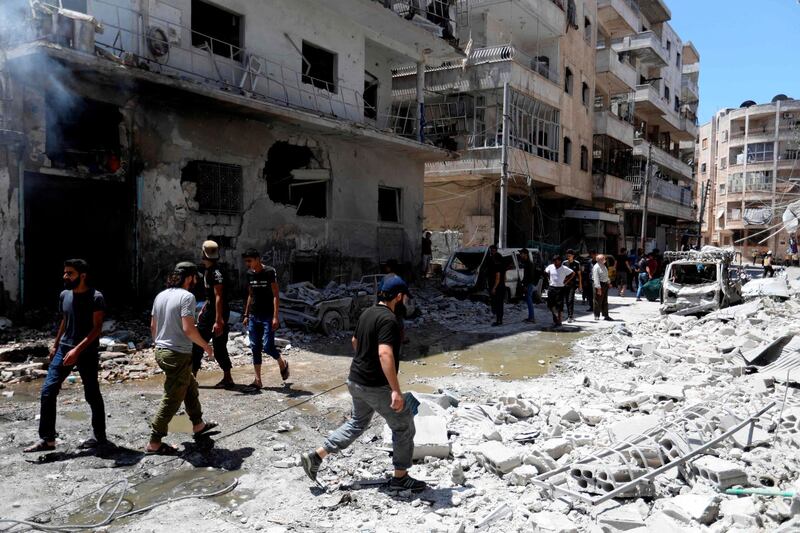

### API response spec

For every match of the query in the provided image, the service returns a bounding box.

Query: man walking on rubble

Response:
[421,231,433,278]
[518,248,539,323]
[592,254,612,321]
[192,240,235,389]
[300,276,427,492]
[763,251,775,278]
[147,262,217,455]
[564,249,582,323]
[242,248,289,389]
[636,252,657,301]
[25,259,108,453]
[544,255,574,327]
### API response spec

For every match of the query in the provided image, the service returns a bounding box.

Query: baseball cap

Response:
[202,240,220,260]
[174,261,198,275]
[242,248,261,259]
[380,275,411,298]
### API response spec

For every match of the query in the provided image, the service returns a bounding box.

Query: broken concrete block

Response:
[498,396,537,418]
[718,415,771,449]
[476,441,522,475]
[475,503,512,529]
[504,464,539,486]
[524,450,558,473]
[538,438,572,460]
[530,511,578,533]
[569,463,655,498]
[580,407,606,426]
[647,383,686,401]
[662,494,720,525]
[609,415,661,443]
[595,500,648,531]
[645,511,701,533]
[741,334,793,365]
[451,462,466,485]
[689,456,748,490]
[719,497,763,529]
[415,392,455,411]
[559,406,581,423]
[383,415,450,459]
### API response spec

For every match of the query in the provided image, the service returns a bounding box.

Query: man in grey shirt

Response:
[147,262,218,454]
[592,254,612,322]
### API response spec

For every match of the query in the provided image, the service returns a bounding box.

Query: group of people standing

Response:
[24,241,289,455]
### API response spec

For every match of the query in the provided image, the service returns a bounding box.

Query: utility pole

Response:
[639,143,652,252]
[499,82,510,248]
[416,61,425,143]
[697,180,709,248]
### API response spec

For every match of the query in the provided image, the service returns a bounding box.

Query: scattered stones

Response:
[476,441,522,475]
[529,511,578,533]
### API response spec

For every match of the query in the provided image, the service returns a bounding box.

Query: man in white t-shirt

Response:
[544,255,575,327]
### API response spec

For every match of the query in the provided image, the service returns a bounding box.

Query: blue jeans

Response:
[636,273,649,299]
[525,283,535,319]
[248,315,280,365]
[38,345,106,442]
[324,381,416,470]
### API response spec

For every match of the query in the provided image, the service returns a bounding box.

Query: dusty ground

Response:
[0,292,662,532]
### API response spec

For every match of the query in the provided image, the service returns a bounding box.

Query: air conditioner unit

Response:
[784,113,795,119]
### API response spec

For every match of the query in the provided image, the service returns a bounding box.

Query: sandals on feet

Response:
[145,442,179,455]
[193,421,219,438]
[213,379,235,389]
[23,440,56,453]
[280,361,290,381]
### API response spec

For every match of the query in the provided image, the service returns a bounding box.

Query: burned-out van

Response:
[661,247,743,315]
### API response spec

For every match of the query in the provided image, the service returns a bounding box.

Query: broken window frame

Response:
[363,71,379,120]
[182,160,244,215]
[507,89,561,162]
[190,0,244,62]
[378,186,402,223]
[301,40,338,94]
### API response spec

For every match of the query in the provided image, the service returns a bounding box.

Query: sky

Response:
[666,0,800,125]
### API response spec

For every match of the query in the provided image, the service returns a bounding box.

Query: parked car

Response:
[442,246,531,301]
[660,248,743,315]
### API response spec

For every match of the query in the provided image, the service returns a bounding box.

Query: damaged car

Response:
[661,248,743,315]
[442,246,527,301]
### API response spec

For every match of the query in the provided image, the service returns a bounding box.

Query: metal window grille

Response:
[190,161,243,214]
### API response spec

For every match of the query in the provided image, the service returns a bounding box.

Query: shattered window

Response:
[364,71,379,120]
[670,264,717,285]
[378,186,401,223]
[450,252,484,273]
[302,41,337,93]
[264,142,328,218]
[181,161,243,214]
[191,0,243,61]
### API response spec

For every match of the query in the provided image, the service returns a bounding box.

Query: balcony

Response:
[468,0,565,40]
[681,62,699,82]
[612,31,668,66]
[597,0,641,37]
[634,83,670,118]
[680,115,698,139]
[594,109,635,145]
[638,0,671,24]
[633,141,692,179]
[681,77,699,103]
[596,47,637,92]
[593,173,634,202]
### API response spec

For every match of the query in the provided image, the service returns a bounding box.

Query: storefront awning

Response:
[564,209,621,224]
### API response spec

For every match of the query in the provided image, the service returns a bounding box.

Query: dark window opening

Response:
[61,0,87,12]
[378,186,401,223]
[563,136,572,164]
[264,141,328,218]
[584,17,592,42]
[45,92,122,173]
[664,85,670,101]
[674,95,680,112]
[364,71,379,119]
[302,41,337,93]
[565,67,573,94]
[191,0,243,61]
[582,82,589,106]
[580,145,589,171]
[593,134,633,178]
[676,52,681,67]
[181,161,243,214]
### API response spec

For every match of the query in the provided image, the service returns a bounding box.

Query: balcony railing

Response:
[28,0,419,134]
[371,0,459,40]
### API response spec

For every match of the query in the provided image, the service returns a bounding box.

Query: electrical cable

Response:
[0,382,347,532]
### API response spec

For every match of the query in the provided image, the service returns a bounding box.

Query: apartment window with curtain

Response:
[746,142,774,162]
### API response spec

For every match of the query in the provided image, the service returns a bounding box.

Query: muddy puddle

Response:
[64,468,251,527]
[402,329,585,382]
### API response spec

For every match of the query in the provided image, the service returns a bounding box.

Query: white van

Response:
[442,246,535,301]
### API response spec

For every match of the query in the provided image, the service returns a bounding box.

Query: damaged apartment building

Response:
[392,0,700,258]
[0,0,463,312]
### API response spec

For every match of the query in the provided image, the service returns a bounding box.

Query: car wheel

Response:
[321,310,344,336]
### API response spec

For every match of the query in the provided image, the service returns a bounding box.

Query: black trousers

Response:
[192,321,232,374]
[565,284,577,318]
[491,287,505,323]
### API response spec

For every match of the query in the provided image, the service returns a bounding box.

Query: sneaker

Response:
[594,316,600,321]
[636,298,641,302]
[566,317,574,323]
[604,317,614,322]
[300,451,323,482]
[491,321,502,327]
[388,474,428,492]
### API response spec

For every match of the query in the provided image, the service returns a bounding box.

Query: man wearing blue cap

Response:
[300,276,426,492]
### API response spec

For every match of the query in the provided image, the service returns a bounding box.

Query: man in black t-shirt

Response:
[242,248,289,389]
[192,240,234,388]
[300,276,427,493]
[564,249,582,322]
[487,245,507,326]
[25,259,108,453]
[421,231,433,277]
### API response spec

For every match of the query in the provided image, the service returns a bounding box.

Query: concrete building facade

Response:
[394,0,700,263]
[0,0,462,313]
[696,96,800,260]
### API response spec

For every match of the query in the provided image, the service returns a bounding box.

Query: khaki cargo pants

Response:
[150,348,203,442]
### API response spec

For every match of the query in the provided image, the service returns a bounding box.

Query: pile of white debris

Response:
[308,293,800,533]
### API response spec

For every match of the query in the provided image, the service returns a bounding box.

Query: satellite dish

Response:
[772,94,789,102]
[740,100,756,108]
[147,26,170,58]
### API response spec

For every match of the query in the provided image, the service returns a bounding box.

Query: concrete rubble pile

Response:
[306,294,800,532]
